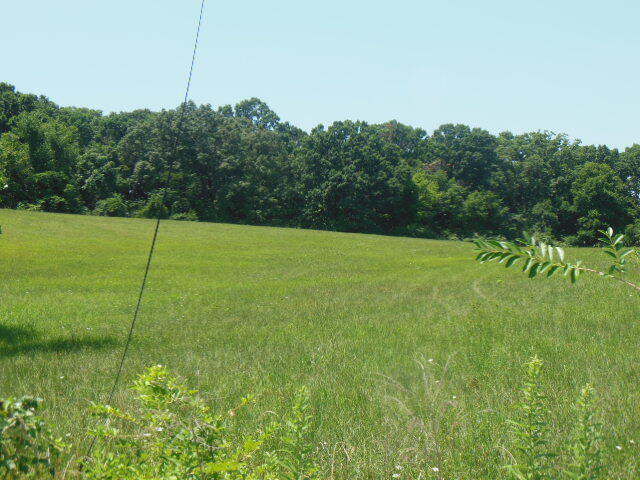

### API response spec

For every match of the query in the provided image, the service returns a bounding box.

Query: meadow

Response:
[1,209,639,478]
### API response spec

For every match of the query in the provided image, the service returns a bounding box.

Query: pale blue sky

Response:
[2,1,639,148]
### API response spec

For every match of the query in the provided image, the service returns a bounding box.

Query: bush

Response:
[507,357,604,480]
[82,365,319,480]
[94,194,129,217]
[0,367,319,479]
[135,192,169,219]
[0,396,67,478]
[170,210,199,221]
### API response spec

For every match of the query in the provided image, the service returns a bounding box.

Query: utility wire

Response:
[84,0,206,459]
[106,0,205,406]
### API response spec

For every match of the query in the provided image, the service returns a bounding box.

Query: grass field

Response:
[1,209,639,478]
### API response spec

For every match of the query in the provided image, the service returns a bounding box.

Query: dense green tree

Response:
[2,82,640,245]
[617,144,640,198]
[75,144,122,208]
[234,97,280,130]
[0,110,81,211]
[425,124,499,190]
[297,121,416,233]
[0,83,56,134]
[571,162,631,244]
[462,191,508,236]
[411,170,466,237]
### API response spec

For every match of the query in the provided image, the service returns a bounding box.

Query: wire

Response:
[83,0,206,459]
[105,0,205,406]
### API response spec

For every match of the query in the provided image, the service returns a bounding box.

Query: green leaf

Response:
[546,265,560,277]
[505,255,520,268]
[528,262,541,278]
[607,227,614,237]
[570,267,580,284]
[486,252,500,262]
[619,248,634,258]
[538,262,552,274]
[478,252,490,262]
[498,252,513,263]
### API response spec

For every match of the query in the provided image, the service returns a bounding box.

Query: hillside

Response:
[1,209,639,478]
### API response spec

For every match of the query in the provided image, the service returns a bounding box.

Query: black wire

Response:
[84,0,206,459]
[105,0,205,406]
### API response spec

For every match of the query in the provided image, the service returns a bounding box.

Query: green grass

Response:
[1,209,639,478]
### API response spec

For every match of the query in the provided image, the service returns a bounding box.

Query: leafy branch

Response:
[473,228,640,291]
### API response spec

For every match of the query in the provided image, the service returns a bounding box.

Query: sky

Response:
[2,0,639,149]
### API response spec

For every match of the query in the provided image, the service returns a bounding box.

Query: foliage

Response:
[275,386,319,480]
[2,83,640,243]
[135,192,169,219]
[507,357,552,480]
[83,365,318,480]
[475,227,616,479]
[566,385,603,480]
[473,228,639,290]
[0,396,67,479]
[94,193,129,217]
[507,359,605,480]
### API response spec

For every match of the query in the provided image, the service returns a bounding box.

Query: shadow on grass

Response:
[0,324,118,358]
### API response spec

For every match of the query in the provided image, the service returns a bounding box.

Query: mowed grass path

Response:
[1,209,639,478]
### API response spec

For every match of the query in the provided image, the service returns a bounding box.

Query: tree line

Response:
[2,81,639,245]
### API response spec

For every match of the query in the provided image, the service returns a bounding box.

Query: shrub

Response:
[566,384,603,480]
[82,365,319,480]
[506,358,604,480]
[0,396,67,479]
[135,192,169,219]
[507,357,552,480]
[170,210,199,221]
[94,194,129,217]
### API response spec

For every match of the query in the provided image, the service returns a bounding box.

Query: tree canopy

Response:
[1,82,639,245]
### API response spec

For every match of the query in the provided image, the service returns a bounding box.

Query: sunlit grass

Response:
[1,209,639,478]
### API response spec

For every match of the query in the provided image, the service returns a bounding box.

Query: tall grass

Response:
[1,209,639,478]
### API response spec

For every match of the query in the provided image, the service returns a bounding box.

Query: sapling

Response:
[507,356,552,480]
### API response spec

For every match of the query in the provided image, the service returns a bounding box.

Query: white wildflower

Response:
[431,467,439,472]
[616,445,623,450]
[392,474,401,478]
